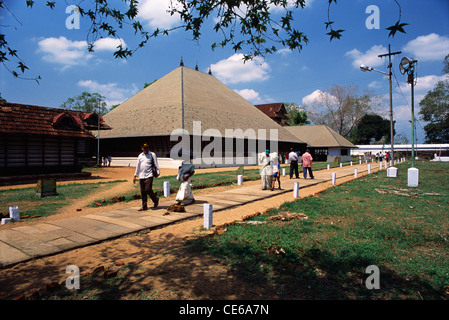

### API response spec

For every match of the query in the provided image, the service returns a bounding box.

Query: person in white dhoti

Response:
[176,161,196,205]
[260,149,273,190]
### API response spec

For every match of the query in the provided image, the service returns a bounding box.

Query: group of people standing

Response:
[133,143,317,210]
[260,148,314,191]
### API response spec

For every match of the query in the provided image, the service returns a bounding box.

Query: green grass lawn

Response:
[186,161,449,299]
[0,181,125,218]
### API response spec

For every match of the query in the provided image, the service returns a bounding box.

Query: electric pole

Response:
[378,45,401,165]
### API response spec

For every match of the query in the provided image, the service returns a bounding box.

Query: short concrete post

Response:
[359,160,362,165]
[350,161,353,166]
[368,163,371,174]
[327,164,330,170]
[387,167,398,178]
[332,172,336,185]
[163,181,170,197]
[380,161,383,170]
[282,168,286,177]
[407,168,419,187]
[9,206,20,222]
[237,175,243,185]
[293,182,299,198]
[203,203,213,229]
[340,163,342,168]
[354,168,358,178]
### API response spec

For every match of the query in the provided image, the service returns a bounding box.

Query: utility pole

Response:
[378,44,401,165]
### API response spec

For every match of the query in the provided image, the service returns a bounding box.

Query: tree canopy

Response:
[349,114,393,144]
[418,54,449,143]
[60,92,108,115]
[1,0,408,81]
[304,84,381,138]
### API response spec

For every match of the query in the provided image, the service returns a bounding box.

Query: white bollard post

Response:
[350,161,353,166]
[327,164,330,170]
[293,182,299,198]
[9,206,20,222]
[359,160,362,165]
[332,172,336,185]
[380,161,383,170]
[368,163,371,174]
[237,175,243,185]
[163,181,170,197]
[340,163,342,168]
[354,168,358,178]
[203,203,213,229]
[407,168,419,187]
[282,168,286,177]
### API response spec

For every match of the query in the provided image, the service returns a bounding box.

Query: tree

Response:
[144,79,158,89]
[395,132,409,144]
[418,80,449,143]
[418,54,449,143]
[60,92,108,115]
[285,103,310,126]
[304,84,380,138]
[349,114,393,144]
[1,0,408,80]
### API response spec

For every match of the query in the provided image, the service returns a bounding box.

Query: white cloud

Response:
[37,36,126,69]
[233,89,263,104]
[77,80,138,107]
[38,37,92,67]
[301,89,338,106]
[138,0,181,29]
[345,45,388,69]
[277,48,292,56]
[402,33,449,62]
[93,37,126,51]
[368,80,383,89]
[396,74,447,95]
[210,53,271,84]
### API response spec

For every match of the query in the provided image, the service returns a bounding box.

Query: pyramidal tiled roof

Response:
[286,125,356,148]
[102,66,304,144]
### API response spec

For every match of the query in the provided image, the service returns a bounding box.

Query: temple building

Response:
[0,102,111,176]
[101,64,307,168]
[286,125,356,162]
[254,103,290,126]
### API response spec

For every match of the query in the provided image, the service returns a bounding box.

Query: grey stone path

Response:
[0,163,380,268]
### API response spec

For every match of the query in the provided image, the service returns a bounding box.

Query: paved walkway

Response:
[0,162,384,268]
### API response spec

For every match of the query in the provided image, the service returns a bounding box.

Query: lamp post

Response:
[97,98,101,166]
[360,64,395,163]
[399,56,419,187]
[360,45,401,166]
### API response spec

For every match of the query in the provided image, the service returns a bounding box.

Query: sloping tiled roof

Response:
[286,125,356,148]
[102,66,304,144]
[0,102,111,138]
[254,103,287,118]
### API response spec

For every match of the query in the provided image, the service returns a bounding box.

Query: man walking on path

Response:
[288,148,299,179]
[301,149,314,179]
[133,143,160,211]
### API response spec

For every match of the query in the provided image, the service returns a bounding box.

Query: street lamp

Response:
[399,56,419,187]
[359,63,394,165]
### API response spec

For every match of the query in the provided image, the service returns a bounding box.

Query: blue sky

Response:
[1,0,449,143]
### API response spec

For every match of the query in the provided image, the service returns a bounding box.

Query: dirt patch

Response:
[268,211,308,221]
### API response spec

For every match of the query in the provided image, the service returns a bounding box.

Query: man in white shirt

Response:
[133,143,160,211]
[288,148,299,179]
